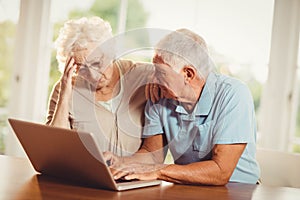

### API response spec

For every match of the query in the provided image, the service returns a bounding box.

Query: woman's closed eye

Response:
[87,61,102,71]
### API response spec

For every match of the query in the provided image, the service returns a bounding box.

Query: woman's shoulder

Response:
[116,60,154,74]
[115,60,134,73]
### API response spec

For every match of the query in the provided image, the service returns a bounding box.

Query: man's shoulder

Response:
[214,73,249,93]
[212,73,253,107]
[206,72,252,107]
[147,98,177,112]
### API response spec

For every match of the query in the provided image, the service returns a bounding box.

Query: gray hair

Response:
[155,28,214,78]
[55,17,113,72]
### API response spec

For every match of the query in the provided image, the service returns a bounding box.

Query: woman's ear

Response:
[182,65,196,82]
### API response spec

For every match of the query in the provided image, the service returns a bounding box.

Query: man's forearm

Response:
[158,160,230,185]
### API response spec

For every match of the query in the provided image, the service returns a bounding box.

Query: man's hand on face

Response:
[153,63,186,100]
[145,64,185,103]
[145,82,165,103]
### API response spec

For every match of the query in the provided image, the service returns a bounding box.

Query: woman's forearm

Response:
[124,135,166,164]
[49,95,71,129]
[122,148,159,164]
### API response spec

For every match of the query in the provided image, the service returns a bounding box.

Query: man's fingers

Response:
[160,86,166,98]
[125,173,156,181]
[124,174,139,180]
[111,163,160,180]
[150,84,160,103]
[153,84,160,102]
[145,83,150,100]
[149,84,155,102]
[110,163,141,179]
[111,167,132,180]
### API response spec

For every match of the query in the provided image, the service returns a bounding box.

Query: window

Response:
[3,0,299,156]
[0,0,20,154]
[48,0,149,95]
[292,56,300,153]
[142,0,274,143]
[258,0,300,152]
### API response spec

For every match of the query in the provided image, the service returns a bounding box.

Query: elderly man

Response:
[104,29,260,185]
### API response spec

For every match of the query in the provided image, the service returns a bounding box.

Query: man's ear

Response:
[182,65,196,82]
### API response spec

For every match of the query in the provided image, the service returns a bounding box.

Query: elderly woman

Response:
[46,17,153,156]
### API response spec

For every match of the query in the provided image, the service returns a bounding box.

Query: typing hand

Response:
[111,162,166,181]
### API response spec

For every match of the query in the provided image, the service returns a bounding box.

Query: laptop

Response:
[8,118,161,191]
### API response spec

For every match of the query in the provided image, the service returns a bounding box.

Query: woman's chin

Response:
[95,82,105,88]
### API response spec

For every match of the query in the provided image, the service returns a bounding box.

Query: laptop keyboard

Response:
[115,178,139,183]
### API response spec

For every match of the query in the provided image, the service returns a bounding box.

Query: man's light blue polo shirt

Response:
[143,72,260,184]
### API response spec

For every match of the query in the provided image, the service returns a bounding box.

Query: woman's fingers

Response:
[103,151,121,167]
[61,57,77,85]
[64,56,74,74]
[60,57,77,97]
[66,64,77,80]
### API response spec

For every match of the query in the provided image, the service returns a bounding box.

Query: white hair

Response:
[155,29,214,78]
[55,17,113,72]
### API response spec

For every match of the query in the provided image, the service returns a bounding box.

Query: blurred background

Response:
[0,0,299,177]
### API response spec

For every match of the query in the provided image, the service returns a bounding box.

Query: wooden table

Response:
[1,155,300,200]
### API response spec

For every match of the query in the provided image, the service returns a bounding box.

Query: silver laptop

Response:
[8,118,161,191]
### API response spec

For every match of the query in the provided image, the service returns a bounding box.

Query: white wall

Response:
[257,148,300,188]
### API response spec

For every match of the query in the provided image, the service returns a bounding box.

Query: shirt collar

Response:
[174,72,217,116]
